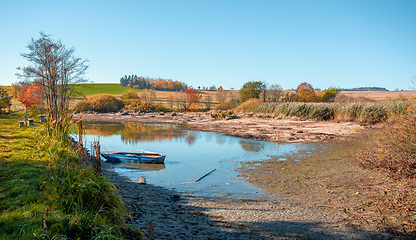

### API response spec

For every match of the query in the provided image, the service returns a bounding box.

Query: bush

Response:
[123,99,146,110]
[120,90,139,100]
[319,88,340,102]
[215,99,241,110]
[235,99,263,112]
[75,94,123,112]
[188,103,201,112]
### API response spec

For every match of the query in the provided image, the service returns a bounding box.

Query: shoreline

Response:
[83,111,386,239]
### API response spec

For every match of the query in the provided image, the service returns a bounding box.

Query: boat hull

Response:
[101,151,166,164]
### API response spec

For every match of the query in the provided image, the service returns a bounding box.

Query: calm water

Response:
[79,121,310,199]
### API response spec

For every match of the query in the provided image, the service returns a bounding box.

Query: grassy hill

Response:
[73,83,144,97]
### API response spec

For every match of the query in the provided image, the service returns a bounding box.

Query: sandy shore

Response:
[78,111,388,239]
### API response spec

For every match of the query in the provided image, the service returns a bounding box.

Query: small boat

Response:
[101,150,166,164]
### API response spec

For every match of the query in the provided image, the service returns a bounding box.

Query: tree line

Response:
[340,87,388,91]
[120,75,187,91]
[239,81,340,103]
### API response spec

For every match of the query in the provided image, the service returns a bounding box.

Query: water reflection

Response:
[116,162,166,172]
[83,122,189,144]
[239,140,264,152]
[79,121,312,199]
[83,122,257,151]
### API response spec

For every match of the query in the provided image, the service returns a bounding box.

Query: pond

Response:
[78,121,311,199]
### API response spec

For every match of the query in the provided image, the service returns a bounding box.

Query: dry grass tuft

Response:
[356,104,416,234]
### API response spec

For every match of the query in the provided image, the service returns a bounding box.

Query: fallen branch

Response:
[196,169,216,182]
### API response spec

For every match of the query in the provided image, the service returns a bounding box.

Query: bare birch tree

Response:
[17,32,89,120]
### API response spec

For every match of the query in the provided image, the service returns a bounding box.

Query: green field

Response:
[73,83,144,97]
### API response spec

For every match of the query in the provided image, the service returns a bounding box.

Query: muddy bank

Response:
[74,111,364,143]
[103,162,385,239]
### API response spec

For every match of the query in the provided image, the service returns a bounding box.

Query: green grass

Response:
[0,114,51,239]
[73,83,144,97]
[0,113,142,239]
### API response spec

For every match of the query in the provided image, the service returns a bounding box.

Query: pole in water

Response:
[196,169,216,182]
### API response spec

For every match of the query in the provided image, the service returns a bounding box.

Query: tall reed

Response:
[236,101,414,124]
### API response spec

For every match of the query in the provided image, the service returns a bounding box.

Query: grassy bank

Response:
[0,113,142,239]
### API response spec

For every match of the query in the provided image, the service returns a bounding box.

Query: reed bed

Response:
[237,100,414,124]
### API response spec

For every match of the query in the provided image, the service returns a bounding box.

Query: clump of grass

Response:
[211,110,237,119]
[215,99,241,110]
[120,89,139,100]
[234,99,263,112]
[75,94,123,112]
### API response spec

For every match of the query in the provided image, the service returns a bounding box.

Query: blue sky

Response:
[1,0,415,90]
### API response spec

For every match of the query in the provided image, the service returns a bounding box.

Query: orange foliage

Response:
[17,82,43,109]
[296,82,315,102]
[185,88,201,109]
[166,94,175,109]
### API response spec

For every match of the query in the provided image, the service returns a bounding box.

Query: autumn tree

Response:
[16,82,43,110]
[166,94,175,109]
[296,82,315,102]
[17,32,88,120]
[9,84,19,98]
[239,81,266,102]
[319,87,340,102]
[185,88,202,110]
[0,86,11,112]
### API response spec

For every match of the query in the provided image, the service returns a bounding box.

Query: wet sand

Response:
[78,111,388,239]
